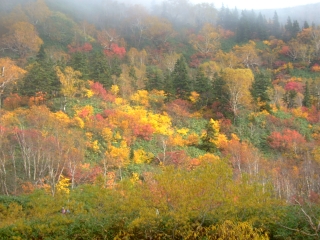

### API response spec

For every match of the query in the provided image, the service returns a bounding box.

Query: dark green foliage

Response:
[283,17,300,41]
[236,10,269,42]
[110,57,122,77]
[200,120,218,153]
[69,52,90,80]
[129,65,138,91]
[194,66,212,106]
[172,56,192,99]
[0,195,29,208]
[146,66,164,91]
[20,47,60,98]
[89,52,111,88]
[303,81,311,108]
[256,13,268,40]
[236,10,254,42]
[251,70,272,112]
[211,73,231,117]
[271,12,281,38]
[272,204,320,240]
[39,12,76,46]
[292,20,300,37]
[283,90,297,109]
[217,6,239,32]
[36,45,46,61]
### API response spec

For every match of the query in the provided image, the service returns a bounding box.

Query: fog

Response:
[119,0,320,9]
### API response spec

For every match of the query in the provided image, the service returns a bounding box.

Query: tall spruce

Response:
[89,52,111,88]
[272,12,281,38]
[212,73,231,118]
[172,56,192,99]
[251,71,272,112]
[20,45,60,98]
[303,81,311,108]
[70,52,90,80]
[146,66,164,91]
[194,66,212,106]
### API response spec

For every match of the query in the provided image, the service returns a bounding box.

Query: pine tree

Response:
[172,56,192,99]
[194,66,212,106]
[292,20,300,37]
[20,46,60,98]
[250,71,272,112]
[283,17,293,41]
[212,73,231,118]
[70,52,90,80]
[129,65,138,91]
[89,52,111,88]
[303,81,311,108]
[257,13,268,40]
[146,66,164,91]
[272,12,281,38]
[200,119,219,153]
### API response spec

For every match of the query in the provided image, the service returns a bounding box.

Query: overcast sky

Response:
[189,0,320,9]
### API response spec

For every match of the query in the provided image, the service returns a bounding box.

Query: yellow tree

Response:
[311,26,320,58]
[199,61,221,79]
[233,40,261,68]
[55,66,83,112]
[143,16,175,46]
[1,22,43,58]
[0,4,28,27]
[24,0,51,25]
[163,52,181,73]
[189,23,220,56]
[0,58,26,108]
[215,50,239,69]
[222,68,254,116]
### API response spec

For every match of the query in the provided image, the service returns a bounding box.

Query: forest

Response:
[1,0,320,239]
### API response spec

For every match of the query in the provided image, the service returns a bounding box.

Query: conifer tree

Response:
[70,52,90,80]
[20,46,60,98]
[146,66,164,91]
[89,52,111,88]
[172,56,192,99]
[194,66,212,106]
[303,81,311,108]
[272,12,281,38]
[212,73,231,118]
[250,71,272,112]
[292,20,300,37]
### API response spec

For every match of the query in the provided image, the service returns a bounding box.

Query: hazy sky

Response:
[189,0,320,9]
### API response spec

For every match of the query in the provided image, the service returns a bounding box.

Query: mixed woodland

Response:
[1,0,320,238]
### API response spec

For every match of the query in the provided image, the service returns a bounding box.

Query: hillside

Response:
[259,2,320,25]
[0,0,320,239]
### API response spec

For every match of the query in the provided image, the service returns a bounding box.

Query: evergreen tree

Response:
[89,52,111,88]
[20,47,60,98]
[212,73,231,118]
[129,65,138,91]
[283,17,293,41]
[36,45,46,61]
[303,81,311,108]
[163,70,174,100]
[194,66,212,106]
[272,12,281,38]
[250,71,272,112]
[303,21,310,29]
[172,56,192,99]
[110,58,122,77]
[70,52,90,80]
[256,13,268,40]
[292,20,300,37]
[146,66,164,91]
